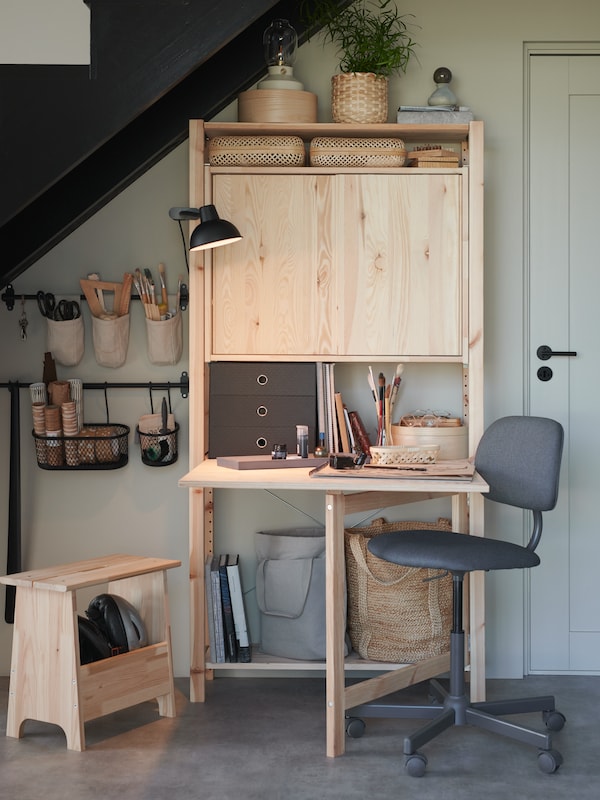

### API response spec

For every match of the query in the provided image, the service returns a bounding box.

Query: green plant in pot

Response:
[303,0,418,123]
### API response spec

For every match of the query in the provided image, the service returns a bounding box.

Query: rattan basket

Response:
[369,444,440,465]
[331,73,388,124]
[310,136,406,167]
[345,517,453,662]
[207,135,306,167]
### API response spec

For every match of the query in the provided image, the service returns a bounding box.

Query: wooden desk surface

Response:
[179,458,489,495]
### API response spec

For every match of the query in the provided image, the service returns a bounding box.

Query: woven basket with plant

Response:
[303,0,418,123]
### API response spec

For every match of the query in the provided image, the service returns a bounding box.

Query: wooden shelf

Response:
[207,646,450,673]
[185,118,485,757]
[203,120,471,145]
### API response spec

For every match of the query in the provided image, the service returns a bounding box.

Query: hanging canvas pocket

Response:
[145,311,183,366]
[92,314,130,368]
[47,316,84,366]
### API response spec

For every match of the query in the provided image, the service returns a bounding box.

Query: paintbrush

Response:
[158,262,168,306]
[379,372,386,445]
[389,363,405,416]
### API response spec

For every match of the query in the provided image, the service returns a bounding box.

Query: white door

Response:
[528,50,600,672]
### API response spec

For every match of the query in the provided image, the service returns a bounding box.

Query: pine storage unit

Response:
[0,554,180,751]
[181,120,484,756]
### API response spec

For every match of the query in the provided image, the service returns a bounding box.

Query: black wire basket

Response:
[137,422,179,467]
[33,424,130,470]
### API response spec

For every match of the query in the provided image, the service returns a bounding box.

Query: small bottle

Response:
[296,424,309,458]
[314,432,328,458]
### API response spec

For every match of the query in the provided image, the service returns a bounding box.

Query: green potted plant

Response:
[303,0,418,123]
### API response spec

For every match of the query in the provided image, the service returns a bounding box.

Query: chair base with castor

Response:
[349,573,565,776]
[346,416,566,776]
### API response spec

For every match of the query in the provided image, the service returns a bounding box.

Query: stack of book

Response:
[205,553,251,663]
[317,362,372,456]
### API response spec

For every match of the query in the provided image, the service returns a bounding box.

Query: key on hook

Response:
[19,296,28,340]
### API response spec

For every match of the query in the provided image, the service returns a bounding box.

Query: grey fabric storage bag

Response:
[255,527,327,660]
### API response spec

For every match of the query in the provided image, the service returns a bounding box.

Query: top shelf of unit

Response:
[202,121,476,145]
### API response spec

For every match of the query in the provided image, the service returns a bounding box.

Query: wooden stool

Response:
[0,553,181,751]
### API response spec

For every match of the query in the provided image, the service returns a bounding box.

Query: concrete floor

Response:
[1,673,597,799]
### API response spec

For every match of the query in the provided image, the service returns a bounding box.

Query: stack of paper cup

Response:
[68,378,83,432]
[61,401,79,466]
[48,380,70,406]
[44,404,64,467]
[32,402,47,464]
[30,382,47,405]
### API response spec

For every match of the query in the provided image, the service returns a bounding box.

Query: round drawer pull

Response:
[256,437,268,449]
[257,374,269,386]
[256,405,268,417]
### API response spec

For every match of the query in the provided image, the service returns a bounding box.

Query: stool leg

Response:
[7,587,85,750]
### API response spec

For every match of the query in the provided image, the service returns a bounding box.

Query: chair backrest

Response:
[474,416,564,512]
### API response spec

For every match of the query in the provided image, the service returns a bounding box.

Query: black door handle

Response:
[537,345,578,361]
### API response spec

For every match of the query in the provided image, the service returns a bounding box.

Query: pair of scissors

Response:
[36,291,56,318]
[55,299,81,320]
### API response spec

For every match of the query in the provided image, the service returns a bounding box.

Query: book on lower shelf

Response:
[219,554,238,662]
[205,554,217,662]
[209,554,226,663]
[206,553,252,664]
[226,554,252,663]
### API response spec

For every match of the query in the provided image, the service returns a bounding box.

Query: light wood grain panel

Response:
[80,643,174,721]
[341,174,462,357]
[211,173,336,356]
[6,586,83,749]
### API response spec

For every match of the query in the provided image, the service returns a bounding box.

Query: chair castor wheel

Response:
[345,716,366,738]
[538,748,563,774]
[405,752,428,777]
[543,710,566,731]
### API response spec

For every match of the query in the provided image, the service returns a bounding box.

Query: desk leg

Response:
[468,492,486,702]
[325,491,346,758]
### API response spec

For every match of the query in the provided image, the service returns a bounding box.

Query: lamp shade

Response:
[188,205,242,251]
[263,19,297,67]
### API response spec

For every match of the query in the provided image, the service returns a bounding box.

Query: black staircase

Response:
[0,0,325,290]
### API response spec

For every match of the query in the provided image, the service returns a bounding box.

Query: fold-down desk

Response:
[179,459,489,757]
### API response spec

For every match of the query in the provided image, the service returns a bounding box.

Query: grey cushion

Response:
[368,529,540,573]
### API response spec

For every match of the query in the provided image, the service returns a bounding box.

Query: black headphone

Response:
[78,593,148,663]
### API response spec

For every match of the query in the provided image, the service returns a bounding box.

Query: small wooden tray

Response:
[217,454,328,470]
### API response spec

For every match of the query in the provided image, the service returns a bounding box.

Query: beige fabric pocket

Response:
[145,312,183,365]
[92,314,130,368]
[47,316,84,366]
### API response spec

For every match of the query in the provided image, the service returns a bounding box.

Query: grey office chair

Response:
[347,416,565,776]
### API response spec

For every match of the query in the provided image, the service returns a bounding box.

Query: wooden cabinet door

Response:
[338,174,462,357]
[210,173,337,357]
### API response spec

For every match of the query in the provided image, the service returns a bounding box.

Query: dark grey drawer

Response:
[210,426,310,457]
[210,395,314,428]
[209,362,316,396]
[208,362,317,458]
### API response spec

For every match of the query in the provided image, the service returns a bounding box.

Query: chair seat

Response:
[368,529,541,574]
